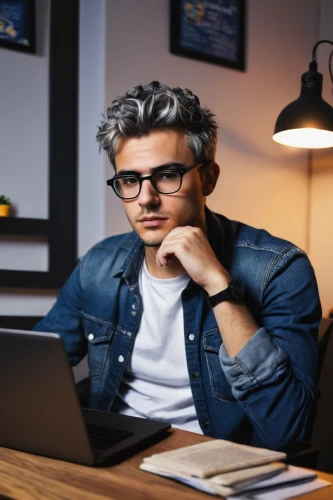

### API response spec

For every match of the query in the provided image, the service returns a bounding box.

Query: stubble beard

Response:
[141,239,163,247]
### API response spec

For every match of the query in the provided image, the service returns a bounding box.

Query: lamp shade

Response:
[273,69,333,148]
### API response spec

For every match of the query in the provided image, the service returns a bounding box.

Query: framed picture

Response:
[170,0,246,71]
[0,0,35,53]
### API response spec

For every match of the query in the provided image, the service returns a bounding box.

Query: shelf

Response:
[0,217,52,237]
[0,270,62,288]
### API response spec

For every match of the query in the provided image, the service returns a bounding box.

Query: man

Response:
[35,81,321,450]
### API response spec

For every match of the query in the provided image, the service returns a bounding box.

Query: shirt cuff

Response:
[219,327,289,395]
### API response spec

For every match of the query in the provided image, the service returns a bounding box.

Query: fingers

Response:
[155,226,229,291]
[155,226,207,268]
[162,225,195,242]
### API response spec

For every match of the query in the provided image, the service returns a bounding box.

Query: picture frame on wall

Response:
[170,0,246,71]
[0,0,35,53]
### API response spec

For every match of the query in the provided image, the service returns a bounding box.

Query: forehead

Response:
[115,129,195,172]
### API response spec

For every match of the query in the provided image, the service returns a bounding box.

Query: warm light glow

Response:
[273,128,333,148]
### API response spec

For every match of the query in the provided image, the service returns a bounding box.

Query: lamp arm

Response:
[312,39,333,62]
[310,40,333,83]
[329,50,333,87]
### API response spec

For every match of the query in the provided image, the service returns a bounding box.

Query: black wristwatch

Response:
[206,279,245,309]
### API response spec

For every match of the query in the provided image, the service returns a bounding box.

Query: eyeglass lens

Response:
[114,170,182,199]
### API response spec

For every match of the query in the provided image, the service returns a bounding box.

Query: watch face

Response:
[229,279,245,300]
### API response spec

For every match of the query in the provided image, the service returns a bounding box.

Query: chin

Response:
[140,234,163,247]
[137,227,167,247]
[143,240,162,247]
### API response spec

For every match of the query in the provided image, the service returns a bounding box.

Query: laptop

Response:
[0,328,171,466]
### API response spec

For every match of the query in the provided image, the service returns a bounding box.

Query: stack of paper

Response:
[140,439,331,498]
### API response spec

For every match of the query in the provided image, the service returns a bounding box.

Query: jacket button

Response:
[130,311,136,316]
[191,372,200,378]
[118,355,125,363]
[203,421,210,428]
[132,303,138,310]
[88,333,94,341]
[189,334,195,341]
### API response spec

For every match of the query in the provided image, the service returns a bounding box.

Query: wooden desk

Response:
[0,428,332,500]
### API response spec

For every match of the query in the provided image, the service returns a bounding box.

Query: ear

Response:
[202,162,220,196]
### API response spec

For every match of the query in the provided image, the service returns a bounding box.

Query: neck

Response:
[144,247,186,279]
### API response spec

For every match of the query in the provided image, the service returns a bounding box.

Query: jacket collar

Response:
[205,206,227,268]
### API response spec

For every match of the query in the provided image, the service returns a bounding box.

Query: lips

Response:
[138,217,168,227]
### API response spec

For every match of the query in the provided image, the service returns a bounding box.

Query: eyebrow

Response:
[116,162,186,176]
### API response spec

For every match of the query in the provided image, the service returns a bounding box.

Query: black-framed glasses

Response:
[106,160,211,200]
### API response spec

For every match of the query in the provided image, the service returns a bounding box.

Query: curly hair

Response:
[96,81,217,169]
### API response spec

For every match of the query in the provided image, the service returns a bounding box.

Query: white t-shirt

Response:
[114,259,203,434]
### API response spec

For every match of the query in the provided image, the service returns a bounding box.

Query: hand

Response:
[155,226,230,295]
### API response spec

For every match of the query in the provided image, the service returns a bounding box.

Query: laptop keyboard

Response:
[86,423,134,450]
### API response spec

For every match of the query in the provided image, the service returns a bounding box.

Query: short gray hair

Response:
[96,81,217,169]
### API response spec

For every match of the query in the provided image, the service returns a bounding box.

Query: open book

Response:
[142,439,287,478]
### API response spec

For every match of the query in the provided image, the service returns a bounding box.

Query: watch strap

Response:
[206,288,232,308]
[206,279,244,308]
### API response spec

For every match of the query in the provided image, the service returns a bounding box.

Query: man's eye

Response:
[157,171,179,181]
[122,177,139,186]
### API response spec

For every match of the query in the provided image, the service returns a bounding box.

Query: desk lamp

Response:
[273,40,333,148]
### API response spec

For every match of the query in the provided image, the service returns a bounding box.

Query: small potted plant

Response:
[0,195,11,217]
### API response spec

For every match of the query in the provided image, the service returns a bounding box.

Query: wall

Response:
[104,0,319,253]
[78,0,106,257]
[0,0,49,221]
[309,0,333,316]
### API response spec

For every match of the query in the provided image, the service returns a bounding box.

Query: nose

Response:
[137,178,160,208]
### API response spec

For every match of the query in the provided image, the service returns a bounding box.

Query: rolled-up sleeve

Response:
[220,328,289,398]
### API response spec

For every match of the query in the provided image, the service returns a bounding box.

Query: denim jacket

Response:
[35,208,321,450]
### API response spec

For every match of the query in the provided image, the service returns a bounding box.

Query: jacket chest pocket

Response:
[83,314,115,379]
[203,331,235,402]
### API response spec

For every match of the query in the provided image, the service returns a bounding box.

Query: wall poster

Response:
[170,0,246,71]
[0,0,35,53]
